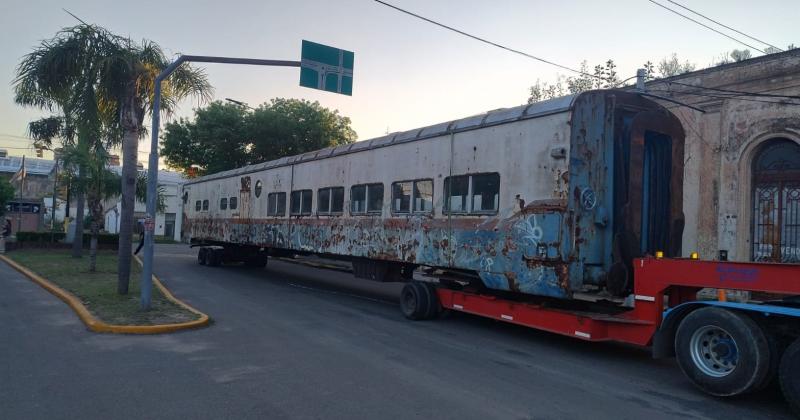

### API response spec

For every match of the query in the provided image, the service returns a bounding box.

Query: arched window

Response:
[752,138,800,262]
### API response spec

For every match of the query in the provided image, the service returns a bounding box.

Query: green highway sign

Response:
[300,40,353,96]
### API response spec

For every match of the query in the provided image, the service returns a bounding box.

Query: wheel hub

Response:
[689,325,739,378]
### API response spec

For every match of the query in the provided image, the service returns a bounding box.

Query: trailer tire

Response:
[418,282,440,320]
[675,307,770,397]
[208,249,222,267]
[779,337,800,416]
[197,247,208,265]
[400,282,431,321]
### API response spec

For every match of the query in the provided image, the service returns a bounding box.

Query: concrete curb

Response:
[0,254,210,334]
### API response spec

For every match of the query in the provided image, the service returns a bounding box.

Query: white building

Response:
[104,169,185,241]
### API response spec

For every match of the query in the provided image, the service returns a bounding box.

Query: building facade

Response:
[646,49,800,263]
[103,169,185,241]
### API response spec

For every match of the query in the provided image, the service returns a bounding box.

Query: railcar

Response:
[183,90,684,299]
[182,89,800,410]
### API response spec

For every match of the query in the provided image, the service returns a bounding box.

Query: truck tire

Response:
[208,248,222,267]
[197,247,208,265]
[675,307,770,397]
[418,282,440,320]
[779,337,800,416]
[400,282,431,320]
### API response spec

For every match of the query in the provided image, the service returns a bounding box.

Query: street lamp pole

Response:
[140,55,300,310]
[224,98,256,110]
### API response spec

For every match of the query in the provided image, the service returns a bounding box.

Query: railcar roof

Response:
[185,93,577,186]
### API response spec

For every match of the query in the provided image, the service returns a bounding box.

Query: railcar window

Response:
[195,200,201,211]
[444,175,470,213]
[318,187,344,215]
[351,185,366,213]
[414,180,433,213]
[331,187,344,213]
[392,182,412,213]
[230,197,238,210]
[291,189,313,215]
[392,180,433,214]
[202,200,209,211]
[220,197,228,210]
[351,183,383,215]
[367,184,383,214]
[318,188,330,213]
[472,173,500,213]
[444,173,500,214]
[267,192,286,216]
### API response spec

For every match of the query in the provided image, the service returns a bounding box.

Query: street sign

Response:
[300,40,353,96]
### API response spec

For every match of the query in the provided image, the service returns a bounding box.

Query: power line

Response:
[372,0,612,83]
[0,133,34,141]
[665,81,800,100]
[665,0,782,52]
[647,0,766,54]
[649,89,800,106]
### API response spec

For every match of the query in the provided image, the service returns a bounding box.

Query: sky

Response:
[0,0,797,165]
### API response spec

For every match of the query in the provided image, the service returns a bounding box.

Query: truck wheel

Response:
[418,282,441,319]
[779,337,800,416]
[208,249,221,267]
[675,307,770,397]
[400,282,431,320]
[197,247,208,265]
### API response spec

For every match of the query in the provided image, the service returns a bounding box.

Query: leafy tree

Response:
[162,99,357,176]
[657,53,697,77]
[0,178,14,219]
[14,24,212,295]
[528,55,699,103]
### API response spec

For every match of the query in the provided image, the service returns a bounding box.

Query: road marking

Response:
[634,295,655,302]
[574,331,591,339]
[500,314,513,321]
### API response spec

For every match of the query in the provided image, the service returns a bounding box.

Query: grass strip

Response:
[8,249,199,326]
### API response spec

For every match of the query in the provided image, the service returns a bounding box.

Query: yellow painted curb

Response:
[0,254,209,334]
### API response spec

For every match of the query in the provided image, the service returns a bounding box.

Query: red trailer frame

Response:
[436,257,800,347]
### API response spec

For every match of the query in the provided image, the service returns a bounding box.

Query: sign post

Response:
[141,41,354,310]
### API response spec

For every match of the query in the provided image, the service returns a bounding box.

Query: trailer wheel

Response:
[207,249,222,267]
[779,337,800,416]
[675,307,770,397]
[418,282,440,320]
[197,247,208,265]
[400,282,434,320]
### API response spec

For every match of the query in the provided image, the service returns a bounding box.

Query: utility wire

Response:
[647,0,766,54]
[649,89,800,106]
[665,0,782,52]
[0,133,34,141]
[373,0,613,83]
[665,81,800,100]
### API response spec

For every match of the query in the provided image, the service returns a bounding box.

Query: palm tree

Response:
[14,23,212,294]
[61,143,165,272]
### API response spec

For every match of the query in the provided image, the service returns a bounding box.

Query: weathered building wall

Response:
[647,49,800,262]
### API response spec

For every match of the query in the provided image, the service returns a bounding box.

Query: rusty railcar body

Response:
[183,90,685,299]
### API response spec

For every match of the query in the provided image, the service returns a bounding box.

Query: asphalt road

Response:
[1,244,793,420]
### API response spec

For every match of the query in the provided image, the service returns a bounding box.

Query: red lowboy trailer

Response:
[399,257,800,412]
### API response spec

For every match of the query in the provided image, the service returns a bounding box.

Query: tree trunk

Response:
[89,220,98,272]
[117,114,139,295]
[88,194,102,272]
[71,166,85,258]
